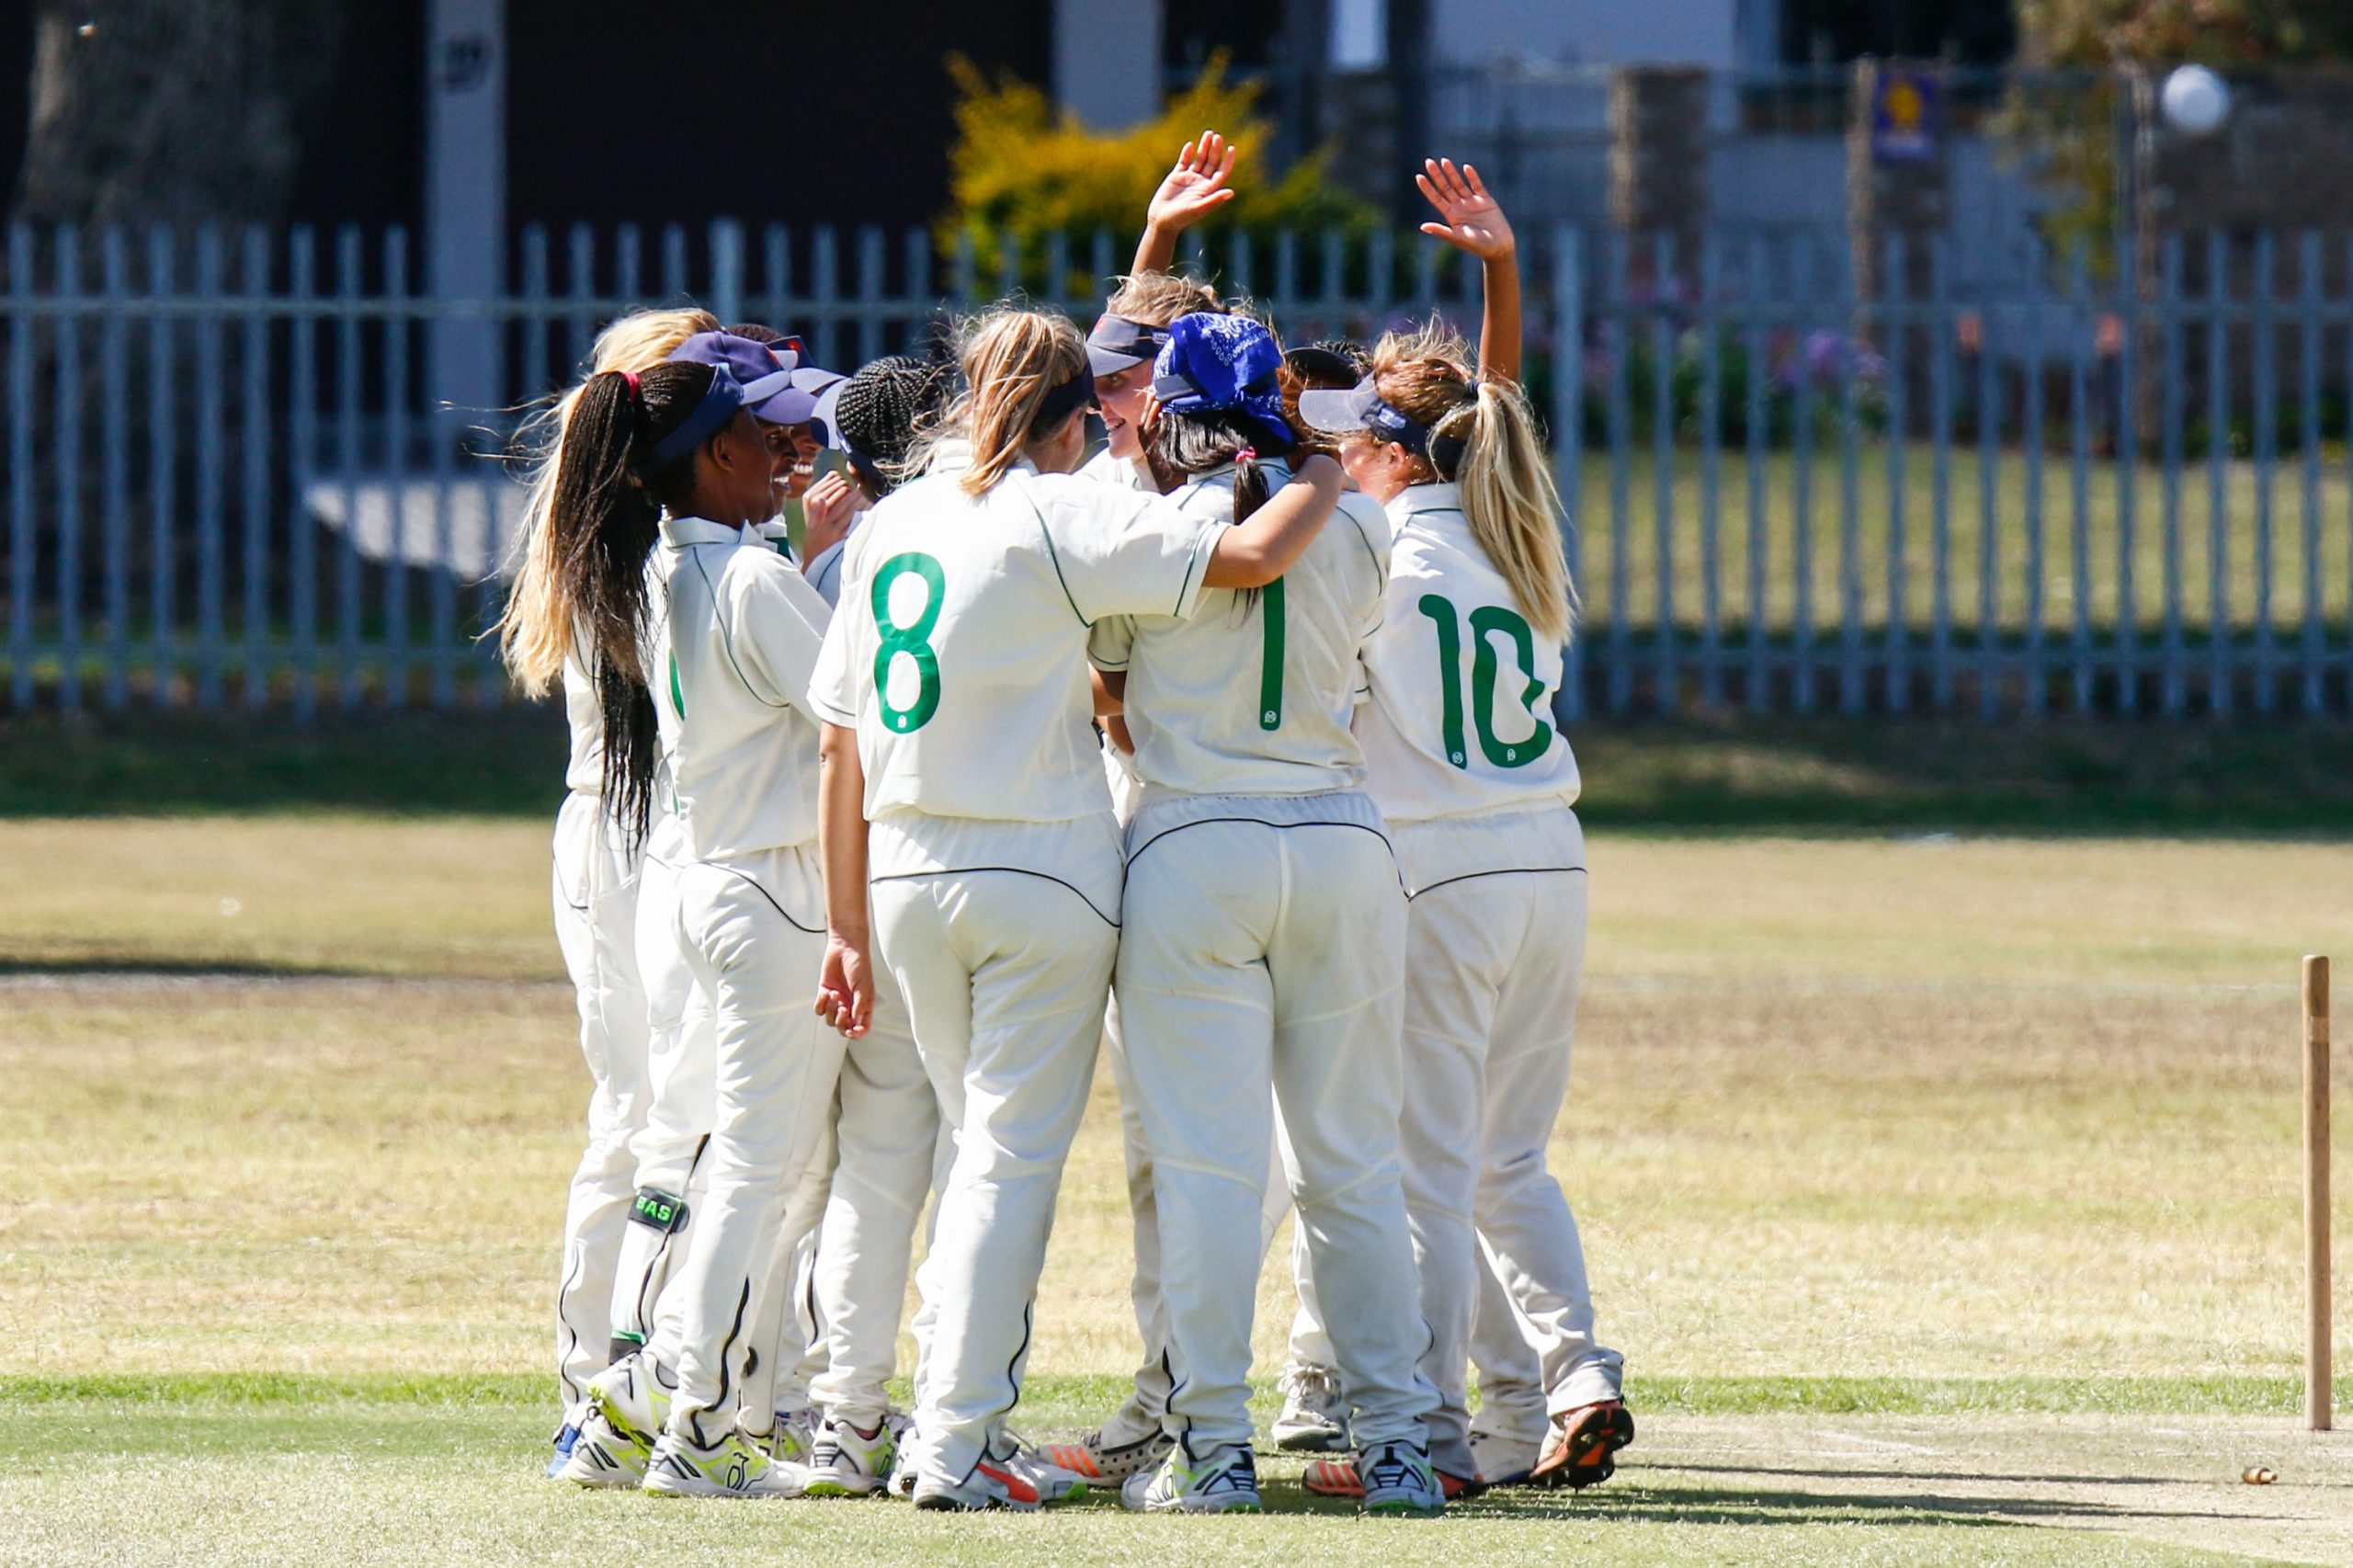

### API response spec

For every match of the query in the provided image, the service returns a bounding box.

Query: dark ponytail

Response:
[1142,406,1290,608]
[548,358,718,843]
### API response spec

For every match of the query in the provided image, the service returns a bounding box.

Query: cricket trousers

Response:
[868,811,1124,1486]
[608,818,713,1358]
[1393,805,1623,1479]
[1101,998,1302,1445]
[645,843,847,1449]
[1118,790,1438,1458]
[551,790,652,1409]
[807,987,949,1428]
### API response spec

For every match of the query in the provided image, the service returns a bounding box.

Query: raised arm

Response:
[1417,158,1520,384]
[815,722,874,1038]
[1133,131,1238,275]
[1203,454,1343,589]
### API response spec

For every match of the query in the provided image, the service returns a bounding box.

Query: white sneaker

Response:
[770,1406,819,1464]
[545,1404,586,1480]
[584,1353,675,1460]
[557,1409,648,1489]
[1358,1439,1446,1515]
[910,1456,1048,1512]
[995,1437,1089,1504]
[642,1428,809,1499]
[801,1415,897,1497]
[1468,1426,1540,1487]
[1119,1445,1262,1514]
[1272,1364,1351,1452]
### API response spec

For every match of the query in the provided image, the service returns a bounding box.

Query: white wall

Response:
[1055,0,1164,130]
[1433,0,1739,67]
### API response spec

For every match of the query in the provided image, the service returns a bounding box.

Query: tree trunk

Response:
[14,0,354,224]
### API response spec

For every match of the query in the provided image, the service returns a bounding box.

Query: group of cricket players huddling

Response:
[500,134,1628,1516]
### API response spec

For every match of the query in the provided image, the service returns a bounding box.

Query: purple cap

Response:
[669,332,839,425]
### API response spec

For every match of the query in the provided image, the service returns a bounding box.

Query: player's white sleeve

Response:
[722,554,833,713]
[1031,476,1222,624]
[806,532,872,728]
[1088,614,1138,672]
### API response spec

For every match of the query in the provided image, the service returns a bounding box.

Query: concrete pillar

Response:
[1054,0,1163,131]
[425,0,504,439]
[1608,65,1710,284]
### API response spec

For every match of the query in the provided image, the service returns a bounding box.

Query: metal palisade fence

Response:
[1,218,2348,719]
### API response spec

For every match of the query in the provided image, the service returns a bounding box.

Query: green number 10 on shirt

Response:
[872,552,946,733]
[1416,593,1552,768]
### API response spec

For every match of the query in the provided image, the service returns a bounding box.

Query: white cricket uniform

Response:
[769,510,954,1431]
[1356,481,1622,1479]
[606,519,791,1367]
[809,460,1222,1485]
[605,794,712,1357]
[632,514,849,1450]
[551,655,652,1410]
[1092,464,1440,1458]
[1077,444,1151,492]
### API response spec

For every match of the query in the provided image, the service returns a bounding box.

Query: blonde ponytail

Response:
[495,306,719,693]
[948,302,1090,496]
[1449,381,1574,644]
[1369,324,1575,644]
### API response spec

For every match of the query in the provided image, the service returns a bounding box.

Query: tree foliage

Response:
[940,53,1376,286]
[2017,0,2353,66]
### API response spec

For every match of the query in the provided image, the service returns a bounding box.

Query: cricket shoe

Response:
[1354,1440,1447,1515]
[1302,1453,1485,1503]
[996,1438,1090,1503]
[642,1428,809,1499]
[1119,1445,1262,1514]
[909,1454,1072,1513]
[1466,1426,1540,1487]
[558,1409,650,1489]
[1036,1425,1175,1484]
[1529,1399,1634,1491]
[1272,1364,1351,1452]
[544,1405,585,1479]
[582,1352,675,1464]
[800,1415,897,1497]
[770,1405,819,1464]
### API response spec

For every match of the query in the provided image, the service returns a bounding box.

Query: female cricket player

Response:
[494,305,713,1467]
[806,302,1345,1512]
[1297,159,1633,1497]
[1091,311,1445,1517]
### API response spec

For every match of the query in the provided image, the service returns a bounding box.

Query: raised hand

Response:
[1147,131,1240,236]
[1416,158,1516,260]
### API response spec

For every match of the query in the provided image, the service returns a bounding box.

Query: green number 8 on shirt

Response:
[872,551,946,733]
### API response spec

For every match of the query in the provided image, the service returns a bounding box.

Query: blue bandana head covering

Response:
[1152,312,1293,447]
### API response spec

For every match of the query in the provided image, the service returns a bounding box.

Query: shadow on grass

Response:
[0,958,380,980]
[6,707,2350,835]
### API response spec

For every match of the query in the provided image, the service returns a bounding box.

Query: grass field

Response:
[4,799,2351,1562]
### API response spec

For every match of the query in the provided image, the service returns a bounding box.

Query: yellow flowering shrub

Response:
[940,52,1377,290]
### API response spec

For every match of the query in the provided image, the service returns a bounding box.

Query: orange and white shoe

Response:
[910,1449,1088,1512]
[1302,1452,1484,1504]
[1529,1400,1634,1490]
[1037,1426,1174,1484]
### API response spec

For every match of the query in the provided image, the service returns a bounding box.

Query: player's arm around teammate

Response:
[806,303,1341,1512]
[1302,305,1632,1493]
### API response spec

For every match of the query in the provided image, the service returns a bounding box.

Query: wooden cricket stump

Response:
[2309,955,2333,1433]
